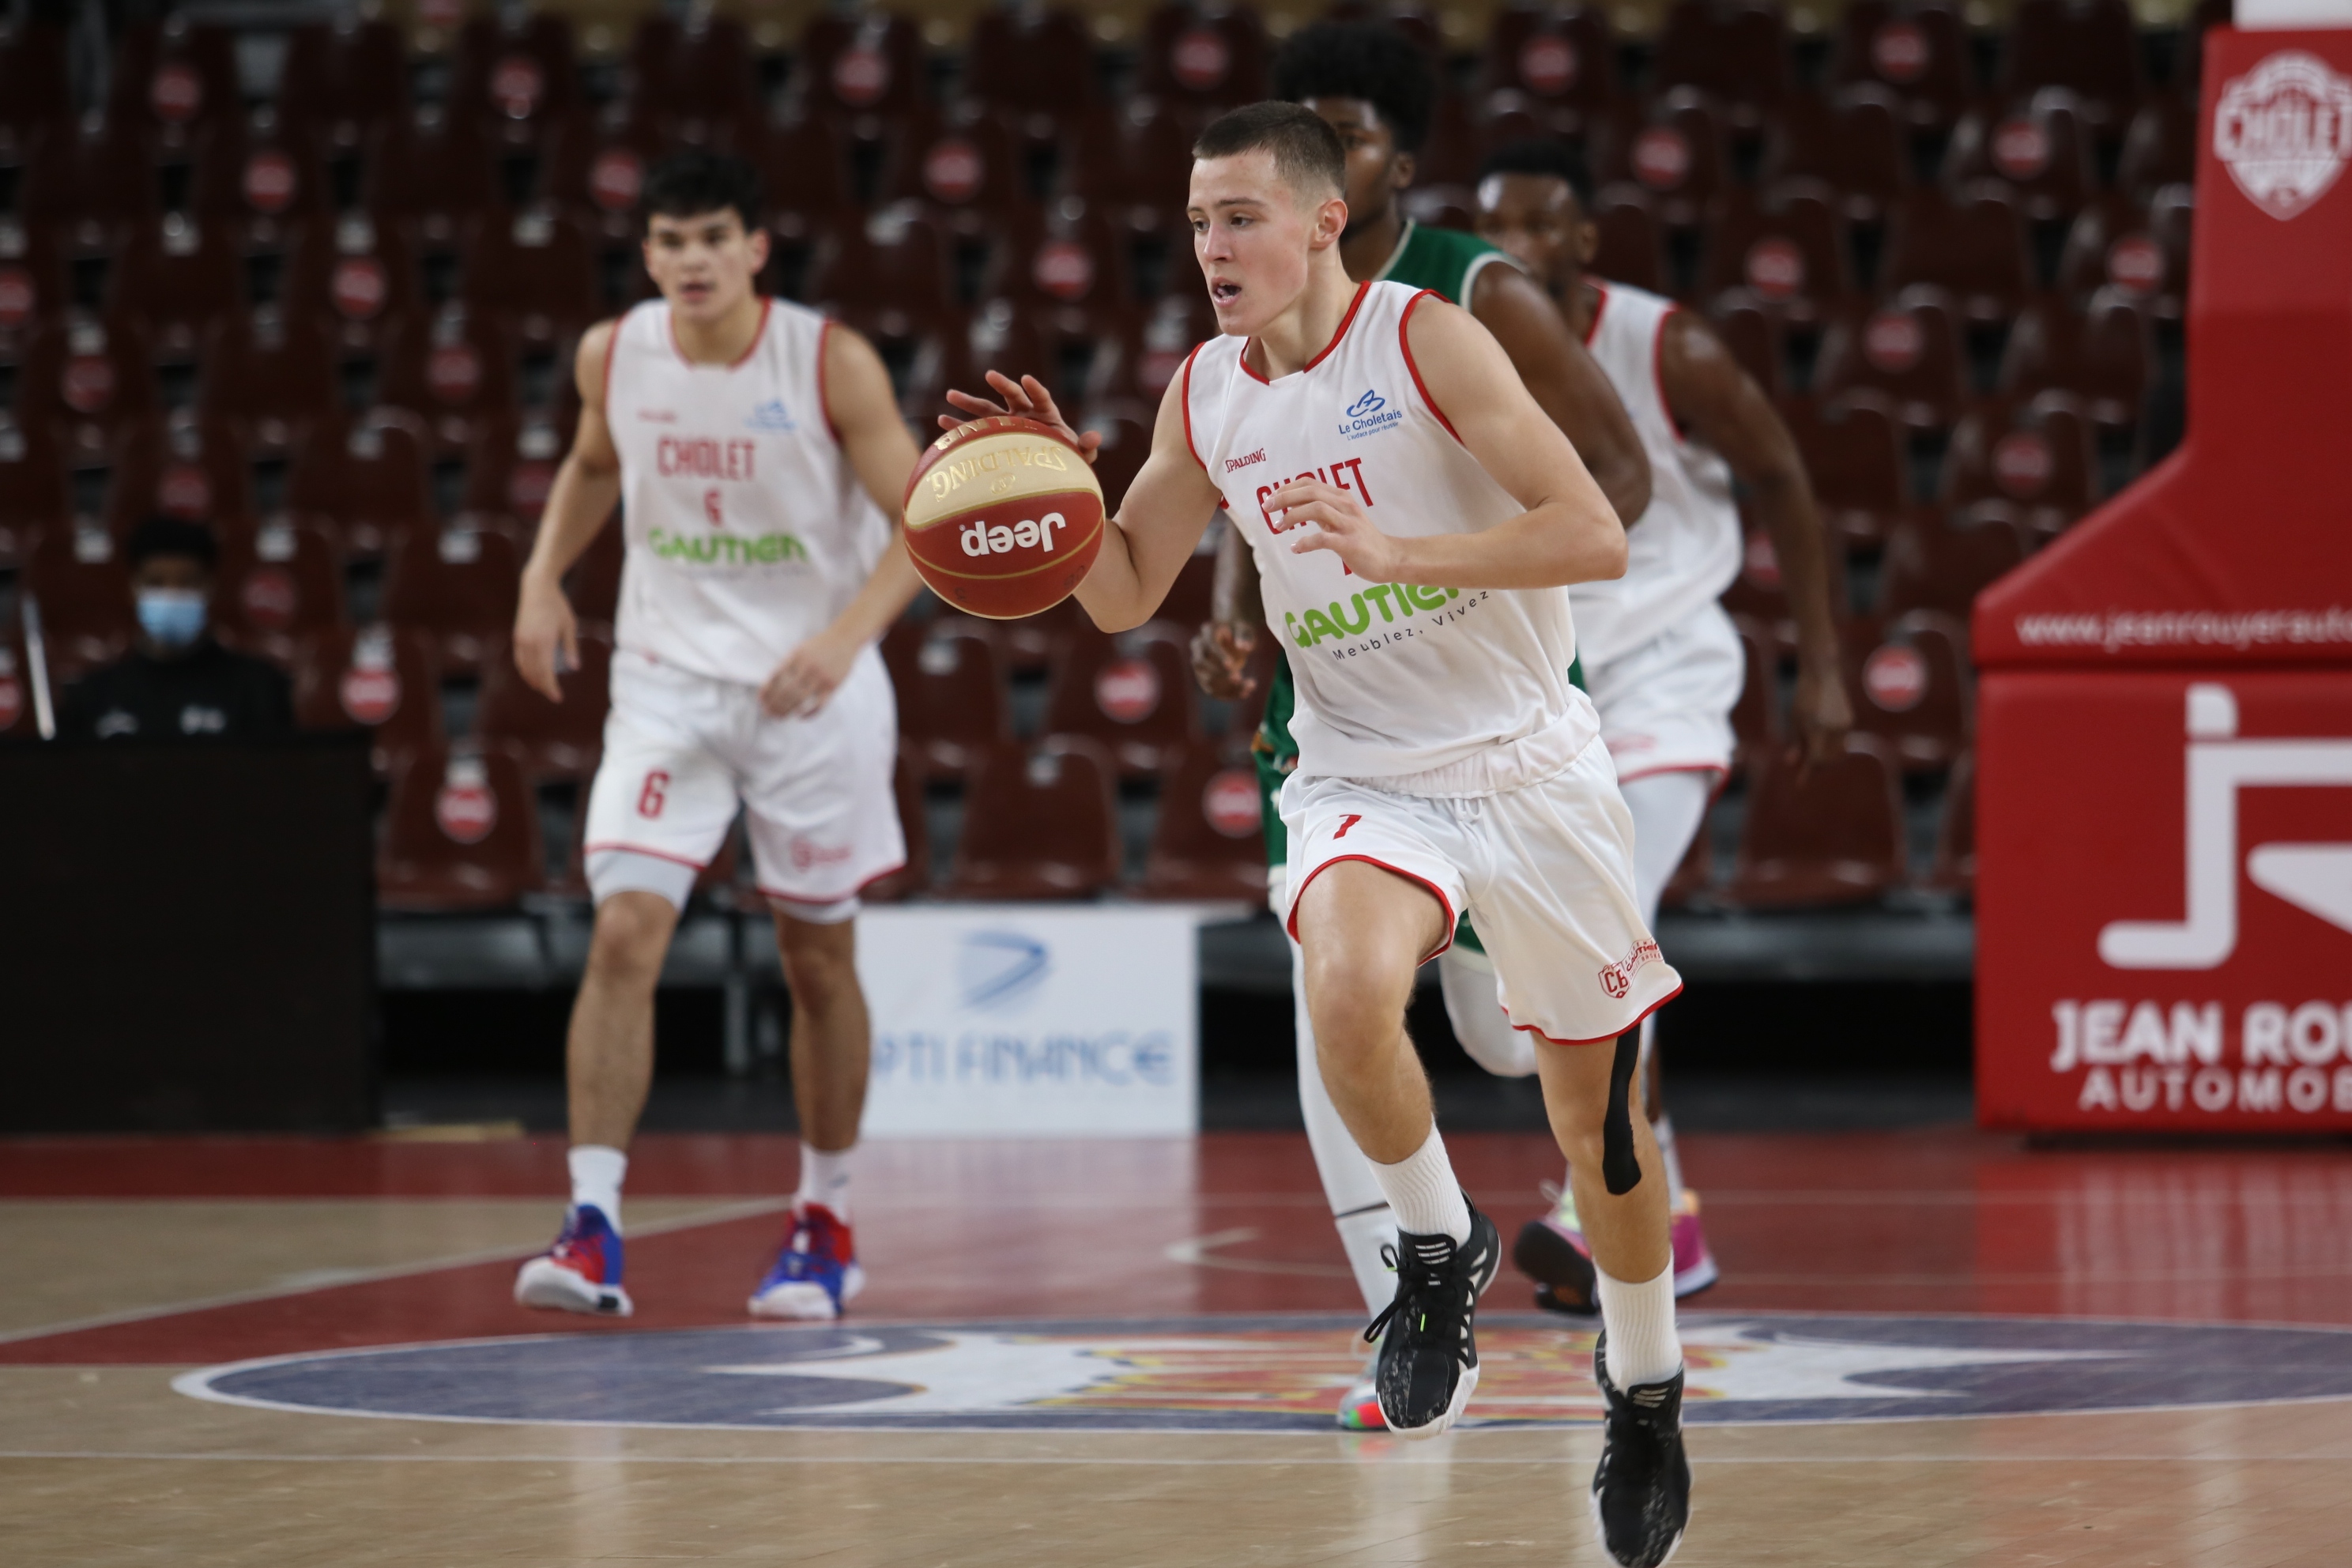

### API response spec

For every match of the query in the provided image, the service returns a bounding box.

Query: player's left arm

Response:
[1276,295,1626,589]
[1470,264,1652,526]
[1657,311,1851,765]
[759,323,928,718]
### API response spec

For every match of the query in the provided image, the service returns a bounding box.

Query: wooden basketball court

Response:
[7,1128,2352,1565]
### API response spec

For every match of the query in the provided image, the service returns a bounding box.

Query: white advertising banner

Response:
[855,905,1201,1136]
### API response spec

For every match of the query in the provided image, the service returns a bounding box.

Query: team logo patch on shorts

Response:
[1599,937,1662,1000]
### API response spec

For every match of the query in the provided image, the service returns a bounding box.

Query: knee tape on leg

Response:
[1602,1030,1643,1197]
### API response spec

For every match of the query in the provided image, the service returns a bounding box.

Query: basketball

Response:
[901,415,1106,620]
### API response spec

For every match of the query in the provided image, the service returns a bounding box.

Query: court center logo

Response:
[2214,51,2352,221]
[177,1314,2352,1433]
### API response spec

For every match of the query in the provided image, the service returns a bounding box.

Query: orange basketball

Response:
[901,415,1106,620]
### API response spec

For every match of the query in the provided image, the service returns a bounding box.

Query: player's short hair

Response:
[1193,102,1348,204]
[640,149,764,234]
[1271,20,1437,156]
[1479,139,1593,208]
[126,516,219,572]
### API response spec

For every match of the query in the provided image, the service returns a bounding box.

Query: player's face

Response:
[1188,151,1347,337]
[1474,173,1594,295]
[1297,96,1412,235]
[643,208,771,323]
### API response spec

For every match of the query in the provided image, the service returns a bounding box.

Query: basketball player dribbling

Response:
[947,104,1690,1566]
[508,152,925,1322]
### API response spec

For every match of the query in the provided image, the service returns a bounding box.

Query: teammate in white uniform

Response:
[944,105,1690,1566]
[1466,141,1851,1312]
[508,153,925,1322]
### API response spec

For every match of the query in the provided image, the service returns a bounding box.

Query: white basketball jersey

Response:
[601,298,892,684]
[1569,281,1742,669]
[1185,280,1597,791]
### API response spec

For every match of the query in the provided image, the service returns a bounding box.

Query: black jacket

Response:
[59,639,295,742]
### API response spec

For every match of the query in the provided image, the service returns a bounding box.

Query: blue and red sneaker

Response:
[514,1204,632,1317]
[748,1203,865,1321]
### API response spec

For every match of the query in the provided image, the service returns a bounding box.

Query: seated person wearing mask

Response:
[60,518,293,741]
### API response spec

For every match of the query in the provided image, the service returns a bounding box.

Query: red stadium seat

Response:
[1139,4,1270,111]
[1760,85,1912,226]
[1879,185,2034,323]
[109,213,244,338]
[1726,733,1909,906]
[1877,506,2030,620]
[365,107,502,225]
[292,621,443,770]
[1698,181,1852,325]
[462,206,601,344]
[449,12,579,130]
[650,15,757,130]
[1940,393,2099,539]
[966,6,1099,121]
[17,314,155,438]
[793,11,929,118]
[2056,190,2190,323]
[1779,391,1910,548]
[1830,1,1976,134]
[379,743,545,910]
[1943,93,2098,225]
[879,107,1034,215]
[1706,291,1788,399]
[1142,744,1270,902]
[216,518,345,667]
[1479,5,1619,114]
[1726,612,1780,771]
[1811,291,1969,430]
[736,111,853,226]
[199,308,341,437]
[2117,95,2196,200]
[21,520,134,681]
[1092,292,1216,405]
[375,305,520,453]
[1589,184,1668,294]
[475,624,611,782]
[1924,747,1975,893]
[0,213,65,337]
[859,752,932,904]
[190,114,328,222]
[284,212,423,343]
[106,411,253,533]
[0,413,68,551]
[380,520,523,676]
[1061,96,1196,213]
[277,18,409,134]
[0,19,74,137]
[285,414,435,559]
[1080,409,1155,518]
[940,737,1122,900]
[544,104,675,236]
[1042,624,1199,779]
[883,617,1011,782]
[1592,89,1730,229]
[801,211,953,316]
[1843,609,1973,773]
[2002,0,2143,141]
[1996,289,2150,433]
[989,204,1136,321]
[1655,0,1790,129]
[940,296,1090,406]
[462,413,566,523]
[19,116,156,223]
[111,17,241,134]
[1719,516,1856,653]
[0,622,38,738]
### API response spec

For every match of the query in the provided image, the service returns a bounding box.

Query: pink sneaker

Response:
[1513,1188,1718,1315]
[1668,1192,1719,1297]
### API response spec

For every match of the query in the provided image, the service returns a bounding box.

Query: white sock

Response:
[1335,1205,1398,1317]
[568,1144,627,1232]
[1654,1114,1687,1201]
[798,1143,854,1222]
[1367,1125,1472,1244]
[1598,1262,1683,1389]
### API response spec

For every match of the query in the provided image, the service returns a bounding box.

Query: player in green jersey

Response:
[1186,20,1653,1435]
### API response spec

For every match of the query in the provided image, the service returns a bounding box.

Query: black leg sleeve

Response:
[1601,1029,1643,1197]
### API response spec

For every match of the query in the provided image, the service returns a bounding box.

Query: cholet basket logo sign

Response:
[2214,51,2352,221]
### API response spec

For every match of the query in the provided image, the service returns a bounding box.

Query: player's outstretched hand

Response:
[940,371,1102,466]
[1791,658,1854,772]
[1189,619,1258,700]
[513,574,579,703]
[1268,477,1403,582]
[761,628,859,720]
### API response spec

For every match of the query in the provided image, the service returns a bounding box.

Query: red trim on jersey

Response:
[1506,981,1685,1046]
[1581,281,1611,347]
[1398,288,1464,446]
[1653,306,1689,442]
[1178,341,1208,470]
[1611,760,1729,789]
[760,861,907,908]
[1285,852,1457,964]
[665,296,773,371]
[816,312,842,444]
[1238,279,1373,385]
[582,841,710,872]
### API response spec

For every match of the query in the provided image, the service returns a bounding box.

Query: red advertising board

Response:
[1973,26,2352,1132]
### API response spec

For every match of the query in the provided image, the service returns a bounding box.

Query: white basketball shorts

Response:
[1279,734,1683,1046]
[582,645,904,917]
[1584,599,1744,786]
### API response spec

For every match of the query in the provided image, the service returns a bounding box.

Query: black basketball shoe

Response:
[1361,1202,1500,1438]
[1590,1331,1691,1567]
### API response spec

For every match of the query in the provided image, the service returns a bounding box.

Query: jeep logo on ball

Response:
[961,511,1069,556]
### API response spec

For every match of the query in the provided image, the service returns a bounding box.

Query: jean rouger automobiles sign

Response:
[1973,26,2352,1133]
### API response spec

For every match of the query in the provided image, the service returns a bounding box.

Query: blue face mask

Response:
[137,589,208,650]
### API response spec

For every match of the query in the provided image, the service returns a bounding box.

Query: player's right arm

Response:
[514,319,624,703]
[941,368,1227,634]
